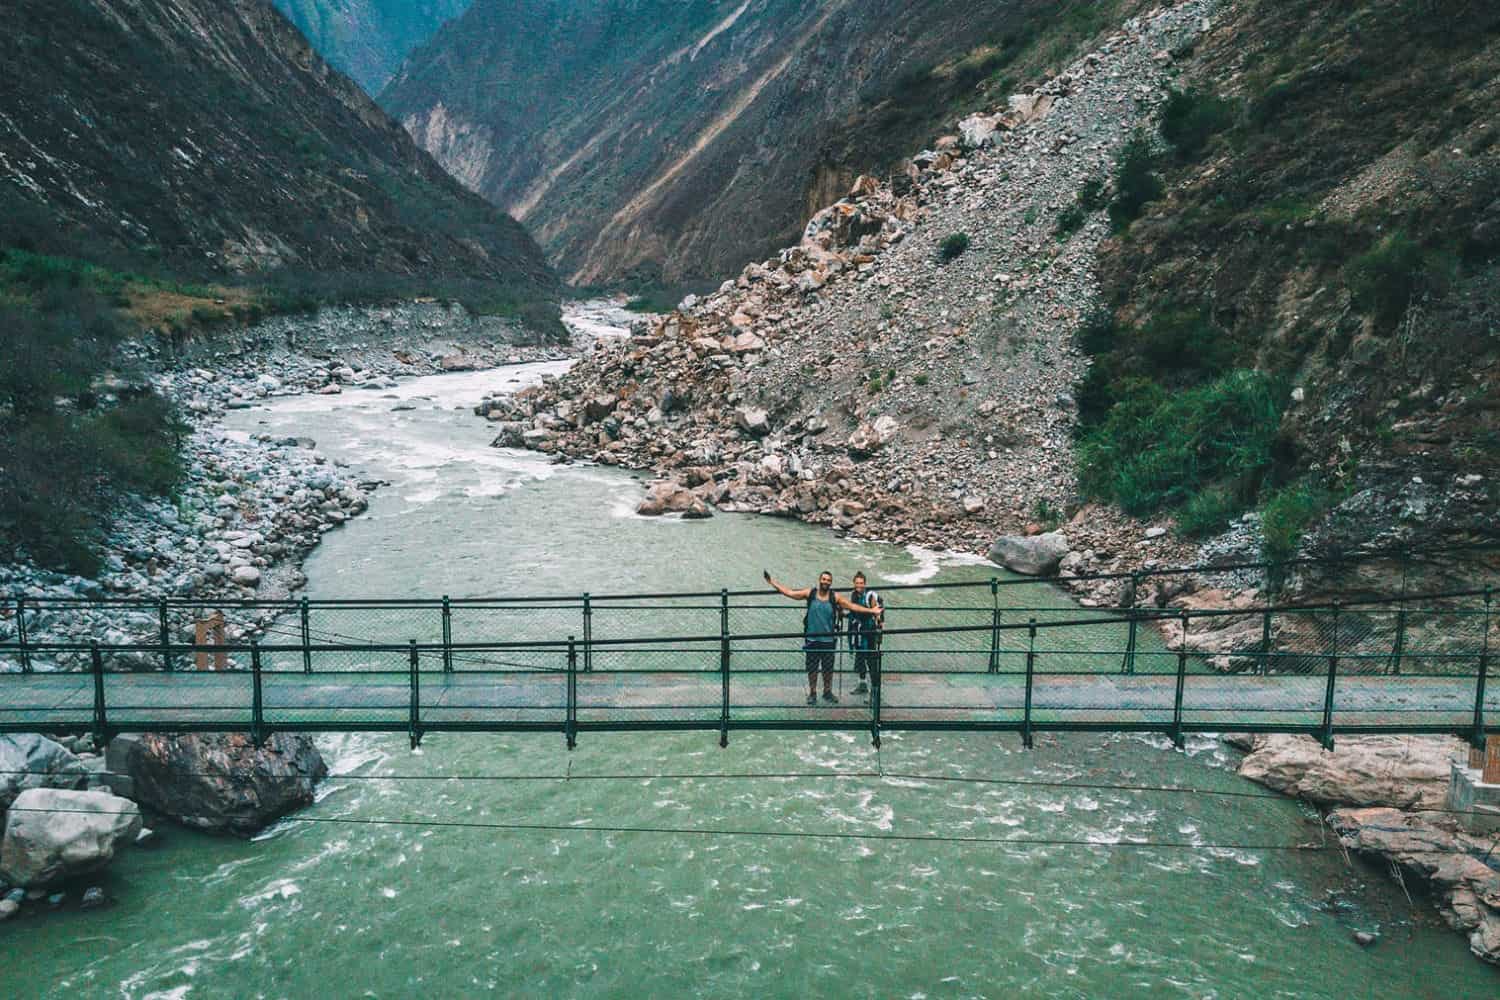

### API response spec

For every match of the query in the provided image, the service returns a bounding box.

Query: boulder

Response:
[583,395,617,422]
[1236,734,1463,810]
[735,407,770,437]
[490,422,528,449]
[987,531,1069,576]
[846,415,899,458]
[0,789,140,887]
[636,480,709,517]
[232,566,261,587]
[107,733,327,836]
[0,735,88,810]
[958,113,999,149]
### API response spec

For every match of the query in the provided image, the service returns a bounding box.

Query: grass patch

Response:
[1077,369,1285,517]
[1344,231,1458,330]
[1260,479,1342,564]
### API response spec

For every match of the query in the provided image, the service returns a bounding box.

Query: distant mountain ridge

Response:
[269,0,471,93]
[381,0,1063,287]
[0,0,557,316]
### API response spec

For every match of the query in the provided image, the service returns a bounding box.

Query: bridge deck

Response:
[1,669,1491,739]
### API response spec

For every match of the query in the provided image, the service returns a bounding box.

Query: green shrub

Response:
[913,373,929,386]
[1055,203,1087,239]
[1078,178,1108,212]
[0,288,184,574]
[939,232,971,261]
[1107,133,1164,232]
[1345,232,1456,328]
[1260,479,1340,564]
[1077,369,1284,517]
[1176,485,1242,537]
[1159,88,1238,158]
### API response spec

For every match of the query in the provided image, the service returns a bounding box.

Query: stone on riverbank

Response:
[987,532,1069,576]
[108,733,327,836]
[0,735,89,810]
[0,788,141,887]
[1235,734,1463,810]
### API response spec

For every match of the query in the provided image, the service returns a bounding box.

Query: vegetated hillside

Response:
[1083,0,1500,572]
[382,0,1142,288]
[0,0,558,575]
[0,0,557,318]
[269,0,471,93]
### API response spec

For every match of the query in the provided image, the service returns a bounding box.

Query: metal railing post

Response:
[566,636,578,750]
[90,641,107,745]
[1022,618,1036,749]
[250,640,264,746]
[16,597,31,674]
[158,599,175,672]
[987,578,1000,674]
[582,594,593,674]
[871,640,882,750]
[1320,603,1340,750]
[1474,587,1492,749]
[441,596,454,675]
[719,589,730,748]
[300,597,313,674]
[1259,607,1272,676]
[1172,612,1188,749]
[1122,574,1140,675]
[409,640,422,750]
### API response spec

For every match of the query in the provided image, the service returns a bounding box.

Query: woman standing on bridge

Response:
[764,569,882,706]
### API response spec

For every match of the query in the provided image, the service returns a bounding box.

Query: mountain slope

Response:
[269,0,471,93]
[382,0,1091,287]
[0,0,557,316]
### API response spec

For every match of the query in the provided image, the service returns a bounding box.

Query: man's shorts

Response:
[804,647,835,674]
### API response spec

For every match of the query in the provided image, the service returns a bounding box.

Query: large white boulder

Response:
[987,531,1070,576]
[0,735,88,809]
[0,788,141,887]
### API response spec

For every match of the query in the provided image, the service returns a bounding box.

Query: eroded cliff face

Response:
[0,0,556,305]
[381,0,1068,286]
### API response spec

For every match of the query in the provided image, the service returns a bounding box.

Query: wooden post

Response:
[1485,736,1500,785]
[195,611,227,671]
[1470,744,1486,770]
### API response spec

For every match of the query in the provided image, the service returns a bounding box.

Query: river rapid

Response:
[2,306,1493,998]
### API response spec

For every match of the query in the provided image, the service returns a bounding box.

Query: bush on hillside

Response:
[1107,133,1164,232]
[939,232,971,262]
[1259,479,1342,566]
[1345,231,1457,329]
[0,280,184,575]
[1076,369,1284,517]
[1159,88,1238,158]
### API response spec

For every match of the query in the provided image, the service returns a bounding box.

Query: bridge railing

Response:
[0,586,1492,750]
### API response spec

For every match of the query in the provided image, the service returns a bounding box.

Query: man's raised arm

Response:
[763,571,811,601]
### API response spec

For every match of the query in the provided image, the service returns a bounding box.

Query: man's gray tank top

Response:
[804,592,837,649]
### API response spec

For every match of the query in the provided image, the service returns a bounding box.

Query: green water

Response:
[3,367,1494,998]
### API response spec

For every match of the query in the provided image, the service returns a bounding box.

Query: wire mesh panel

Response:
[103,669,254,730]
[420,645,567,729]
[0,672,94,730]
[263,647,409,728]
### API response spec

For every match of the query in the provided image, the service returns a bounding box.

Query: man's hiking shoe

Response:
[806,693,817,705]
[822,691,839,704]
[853,681,869,694]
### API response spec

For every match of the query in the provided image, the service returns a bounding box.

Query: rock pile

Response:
[491,3,1216,558]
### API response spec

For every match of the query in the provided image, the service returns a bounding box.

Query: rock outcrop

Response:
[1328,807,1500,966]
[1235,734,1464,811]
[108,733,328,836]
[0,789,141,887]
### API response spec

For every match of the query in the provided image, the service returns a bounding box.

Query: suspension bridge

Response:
[1,550,1494,751]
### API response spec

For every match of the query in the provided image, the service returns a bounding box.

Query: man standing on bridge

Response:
[764,569,881,705]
